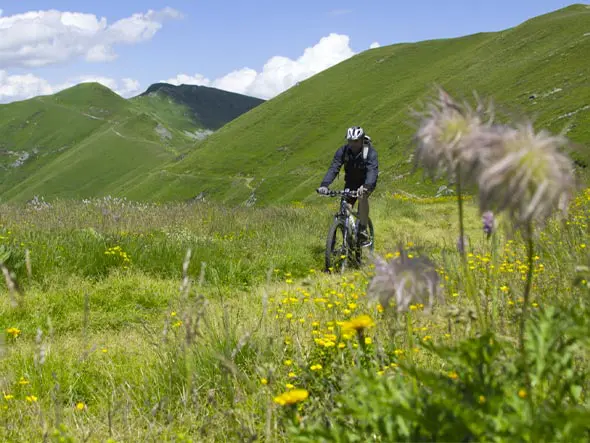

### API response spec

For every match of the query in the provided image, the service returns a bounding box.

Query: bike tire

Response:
[325,219,348,273]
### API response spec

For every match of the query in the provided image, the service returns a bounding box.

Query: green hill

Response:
[124,3,590,205]
[1,4,588,205]
[0,82,264,202]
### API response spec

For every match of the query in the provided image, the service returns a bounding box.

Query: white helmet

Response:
[346,126,365,141]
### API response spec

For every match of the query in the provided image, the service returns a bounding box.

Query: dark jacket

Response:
[320,142,379,190]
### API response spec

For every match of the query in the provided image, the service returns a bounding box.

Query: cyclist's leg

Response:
[358,194,369,227]
[355,184,373,245]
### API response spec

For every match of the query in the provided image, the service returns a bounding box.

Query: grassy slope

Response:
[128,4,590,205]
[0,83,264,202]
[0,83,199,201]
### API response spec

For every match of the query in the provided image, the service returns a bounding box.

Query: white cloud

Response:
[0,70,141,103]
[163,33,356,99]
[0,7,181,69]
[0,70,53,100]
[369,41,381,49]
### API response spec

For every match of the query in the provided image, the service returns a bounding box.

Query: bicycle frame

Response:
[328,189,360,245]
[318,188,373,272]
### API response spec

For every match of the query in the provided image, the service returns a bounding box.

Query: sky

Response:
[0,0,583,103]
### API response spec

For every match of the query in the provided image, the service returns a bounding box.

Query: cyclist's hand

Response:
[317,186,329,195]
[357,185,367,197]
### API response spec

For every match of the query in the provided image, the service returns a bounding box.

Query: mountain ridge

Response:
[135,82,265,130]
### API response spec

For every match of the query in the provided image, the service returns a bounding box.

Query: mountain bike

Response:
[317,189,375,273]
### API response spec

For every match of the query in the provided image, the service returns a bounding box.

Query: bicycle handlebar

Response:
[316,189,360,198]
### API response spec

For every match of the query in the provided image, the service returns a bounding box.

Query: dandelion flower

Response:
[274,389,309,406]
[340,314,375,332]
[448,371,459,380]
[5,327,20,338]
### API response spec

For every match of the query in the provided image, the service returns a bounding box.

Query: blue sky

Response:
[0,0,582,102]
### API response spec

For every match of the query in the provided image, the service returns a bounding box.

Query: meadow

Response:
[1,186,589,441]
[2,88,590,442]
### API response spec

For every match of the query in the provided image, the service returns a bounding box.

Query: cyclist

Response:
[317,126,379,246]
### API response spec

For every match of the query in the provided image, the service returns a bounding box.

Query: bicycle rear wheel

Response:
[325,219,349,273]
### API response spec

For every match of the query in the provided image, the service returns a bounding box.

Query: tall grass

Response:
[1,185,588,441]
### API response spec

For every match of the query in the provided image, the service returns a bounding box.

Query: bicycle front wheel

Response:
[325,219,349,273]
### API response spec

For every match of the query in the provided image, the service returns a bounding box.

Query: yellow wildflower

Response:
[341,315,375,332]
[6,327,21,338]
[273,389,309,406]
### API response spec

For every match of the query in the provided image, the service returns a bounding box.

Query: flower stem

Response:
[457,175,466,258]
[520,222,534,395]
[490,229,499,328]
[456,174,485,331]
[520,223,534,351]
